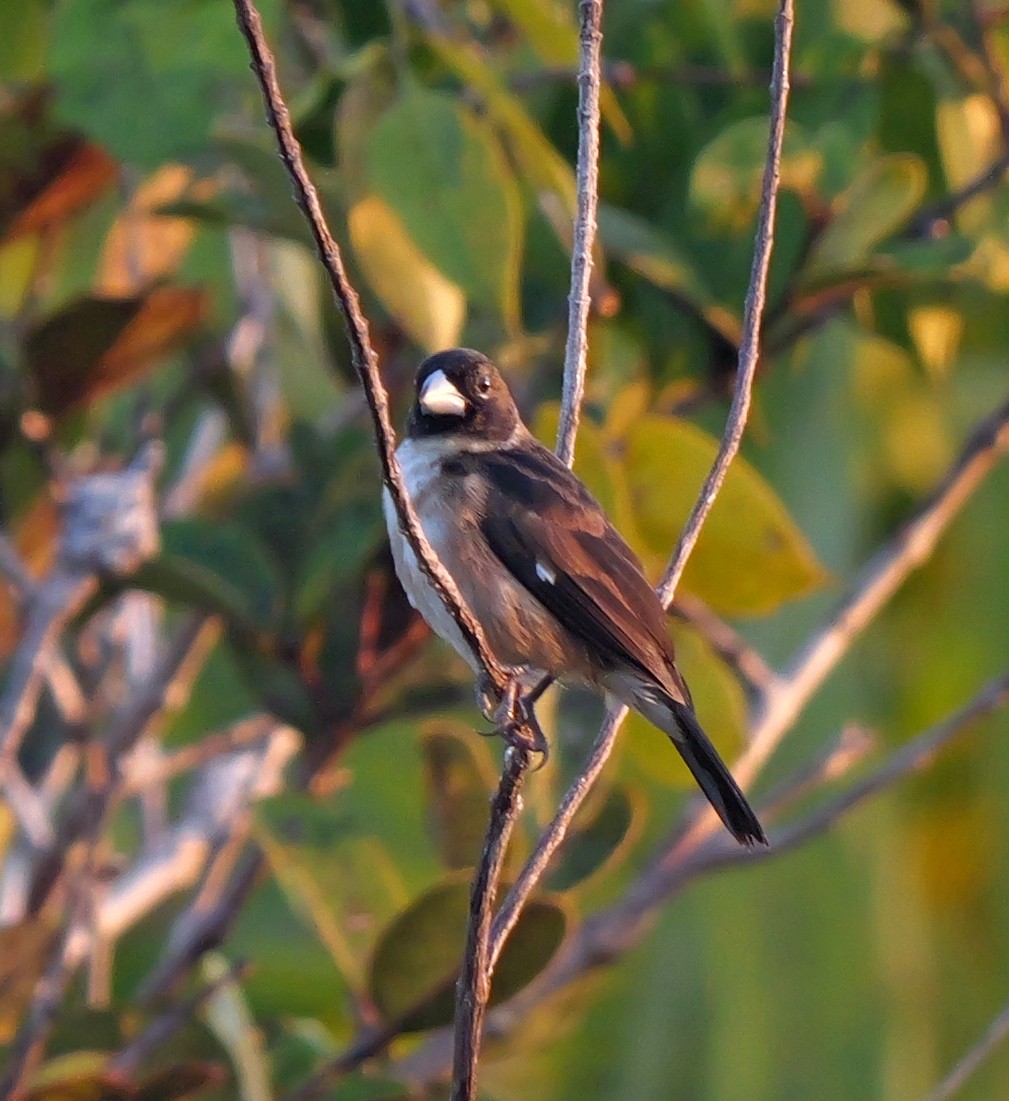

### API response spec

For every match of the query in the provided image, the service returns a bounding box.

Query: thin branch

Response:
[231,0,509,699]
[921,995,1009,1101]
[555,0,603,467]
[395,670,1009,1089]
[451,747,529,1101]
[487,0,794,976]
[453,3,604,1092]
[658,0,793,607]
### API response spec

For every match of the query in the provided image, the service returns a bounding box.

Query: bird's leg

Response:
[495,672,553,759]
[475,669,553,759]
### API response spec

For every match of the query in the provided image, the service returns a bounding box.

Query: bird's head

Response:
[407,348,520,444]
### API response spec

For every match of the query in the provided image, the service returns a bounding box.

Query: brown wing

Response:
[468,443,690,705]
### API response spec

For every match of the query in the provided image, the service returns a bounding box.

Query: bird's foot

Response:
[476,672,549,763]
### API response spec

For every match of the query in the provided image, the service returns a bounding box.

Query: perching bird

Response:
[382,348,766,847]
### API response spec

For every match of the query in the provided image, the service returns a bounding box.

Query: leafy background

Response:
[2,0,1009,1099]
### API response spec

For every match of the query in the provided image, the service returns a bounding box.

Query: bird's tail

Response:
[612,679,767,846]
[668,698,766,846]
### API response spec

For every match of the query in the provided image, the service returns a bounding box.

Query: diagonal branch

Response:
[486,0,795,973]
[393,669,1009,1089]
[231,0,509,700]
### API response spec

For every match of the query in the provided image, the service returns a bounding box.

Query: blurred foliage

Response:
[2,1,1009,1100]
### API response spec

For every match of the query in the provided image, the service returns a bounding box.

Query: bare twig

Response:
[451,747,529,1101]
[555,0,603,467]
[452,3,604,1093]
[921,994,1009,1101]
[739,393,1009,782]
[487,0,795,975]
[231,0,510,699]
[395,670,1009,1088]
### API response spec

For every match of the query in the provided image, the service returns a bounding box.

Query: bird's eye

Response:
[476,374,492,397]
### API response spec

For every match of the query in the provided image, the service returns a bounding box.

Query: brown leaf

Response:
[0,91,117,243]
[24,288,207,416]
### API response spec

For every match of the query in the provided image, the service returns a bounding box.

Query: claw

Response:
[493,677,550,764]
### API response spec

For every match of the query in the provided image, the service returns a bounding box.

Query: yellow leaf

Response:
[624,415,827,615]
[348,196,465,353]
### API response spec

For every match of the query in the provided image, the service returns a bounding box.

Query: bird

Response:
[382,348,766,847]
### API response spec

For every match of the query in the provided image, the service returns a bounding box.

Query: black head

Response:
[407,348,520,443]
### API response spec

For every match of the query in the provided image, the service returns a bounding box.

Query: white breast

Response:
[382,438,480,673]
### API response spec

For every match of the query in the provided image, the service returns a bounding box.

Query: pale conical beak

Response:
[419,369,467,417]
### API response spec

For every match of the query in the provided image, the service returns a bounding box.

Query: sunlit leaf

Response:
[368,875,567,1031]
[348,196,466,353]
[366,83,522,328]
[802,154,927,283]
[936,94,1002,198]
[623,415,827,614]
[689,118,822,231]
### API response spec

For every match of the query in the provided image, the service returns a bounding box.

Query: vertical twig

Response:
[555,0,604,468]
[231,0,508,700]
[453,2,606,1089]
[450,748,529,1101]
[487,0,795,972]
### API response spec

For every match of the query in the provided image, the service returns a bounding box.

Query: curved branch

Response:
[232,0,508,697]
[487,0,795,973]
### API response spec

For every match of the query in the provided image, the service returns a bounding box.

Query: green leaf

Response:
[429,37,576,215]
[256,794,406,986]
[486,0,631,143]
[690,118,822,231]
[548,784,645,891]
[420,722,498,870]
[51,0,280,168]
[802,154,928,283]
[137,519,283,632]
[595,206,740,341]
[292,490,386,626]
[623,415,827,615]
[624,621,747,789]
[368,875,567,1032]
[366,84,522,327]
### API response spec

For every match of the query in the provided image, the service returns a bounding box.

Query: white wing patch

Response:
[535,559,556,585]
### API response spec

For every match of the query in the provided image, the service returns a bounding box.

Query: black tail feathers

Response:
[668,699,767,847]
